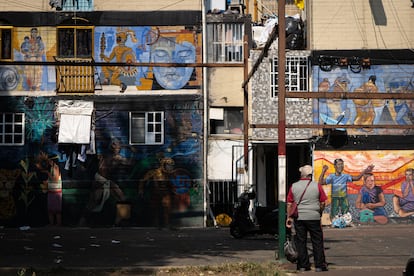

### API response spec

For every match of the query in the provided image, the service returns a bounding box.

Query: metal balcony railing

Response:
[54,57,95,94]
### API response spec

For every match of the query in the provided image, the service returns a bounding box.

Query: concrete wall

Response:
[309,0,414,50]
[208,67,245,107]
[0,0,202,11]
[96,0,202,11]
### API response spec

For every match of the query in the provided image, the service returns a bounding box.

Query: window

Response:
[56,26,94,93]
[0,27,12,60]
[0,113,24,145]
[270,56,309,98]
[210,107,243,135]
[130,112,164,145]
[62,0,93,11]
[207,23,244,63]
[57,27,93,58]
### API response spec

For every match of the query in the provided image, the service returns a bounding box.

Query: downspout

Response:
[202,0,209,227]
[243,34,249,171]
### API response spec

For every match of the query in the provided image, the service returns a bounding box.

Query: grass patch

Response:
[156,261,290,276]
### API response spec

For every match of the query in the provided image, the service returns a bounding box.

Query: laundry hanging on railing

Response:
[57,100,94,144]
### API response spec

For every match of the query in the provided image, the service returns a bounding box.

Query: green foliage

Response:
[24,97,55,143]
[18,158,36,213]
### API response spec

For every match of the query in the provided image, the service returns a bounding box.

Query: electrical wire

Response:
[1,0,47,11]
[388,0,413,49]
[155,0,188,11]
[369,2,382,48]
[366,0,414,74]
[350,0,368,48]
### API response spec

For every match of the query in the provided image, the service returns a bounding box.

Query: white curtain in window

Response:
[57,100,93,144]
[210,108,224,120]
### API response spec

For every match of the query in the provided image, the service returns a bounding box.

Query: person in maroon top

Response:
[286,165,329,272]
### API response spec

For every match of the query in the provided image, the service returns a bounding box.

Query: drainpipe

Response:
[277,0,287,261]
[202,0,209,227]
[243,34,249,171]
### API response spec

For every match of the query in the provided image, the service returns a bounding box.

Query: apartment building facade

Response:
[0,0,208,228]
[249,0,414,222]
[0,0,411,228]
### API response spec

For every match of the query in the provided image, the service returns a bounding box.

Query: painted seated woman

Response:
[355,173,388,224]
[393,168,414,217]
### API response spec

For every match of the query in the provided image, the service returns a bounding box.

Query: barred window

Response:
[130,112,164,145]
[270,56,309,98]
[0,113,24,145]
[207,23,244,63]
[62,0,93,11]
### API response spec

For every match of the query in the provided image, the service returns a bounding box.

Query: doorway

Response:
[254,143,311,206]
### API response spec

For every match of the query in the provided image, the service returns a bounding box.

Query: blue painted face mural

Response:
[94,26,198,91]
[151,38,196,90]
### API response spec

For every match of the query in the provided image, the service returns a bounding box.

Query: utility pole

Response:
[277,0,287,261]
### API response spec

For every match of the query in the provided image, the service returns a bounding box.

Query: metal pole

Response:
[244,34,249,170]
[202,0,209,227]
[277,0,287,261]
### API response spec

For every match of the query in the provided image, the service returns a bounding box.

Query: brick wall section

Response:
[250,50,314,141]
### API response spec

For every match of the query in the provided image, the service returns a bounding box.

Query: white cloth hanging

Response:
[57,100,93,144]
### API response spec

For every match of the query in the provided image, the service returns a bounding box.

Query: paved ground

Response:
[283,223,414,276]
[0,223,412,275]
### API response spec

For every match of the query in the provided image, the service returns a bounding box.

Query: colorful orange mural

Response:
[315,150,414,196]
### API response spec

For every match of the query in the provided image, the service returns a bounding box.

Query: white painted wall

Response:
[207,139,244,180]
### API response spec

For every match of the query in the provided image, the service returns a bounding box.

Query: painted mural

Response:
[95,26,201,90]
[313,65,414,135]
[0,26,201,92]
[0,24,203,227]
[0,97,204,228]
[315,150,414,224]
[7,27,56,91]
[19,28,45,91]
